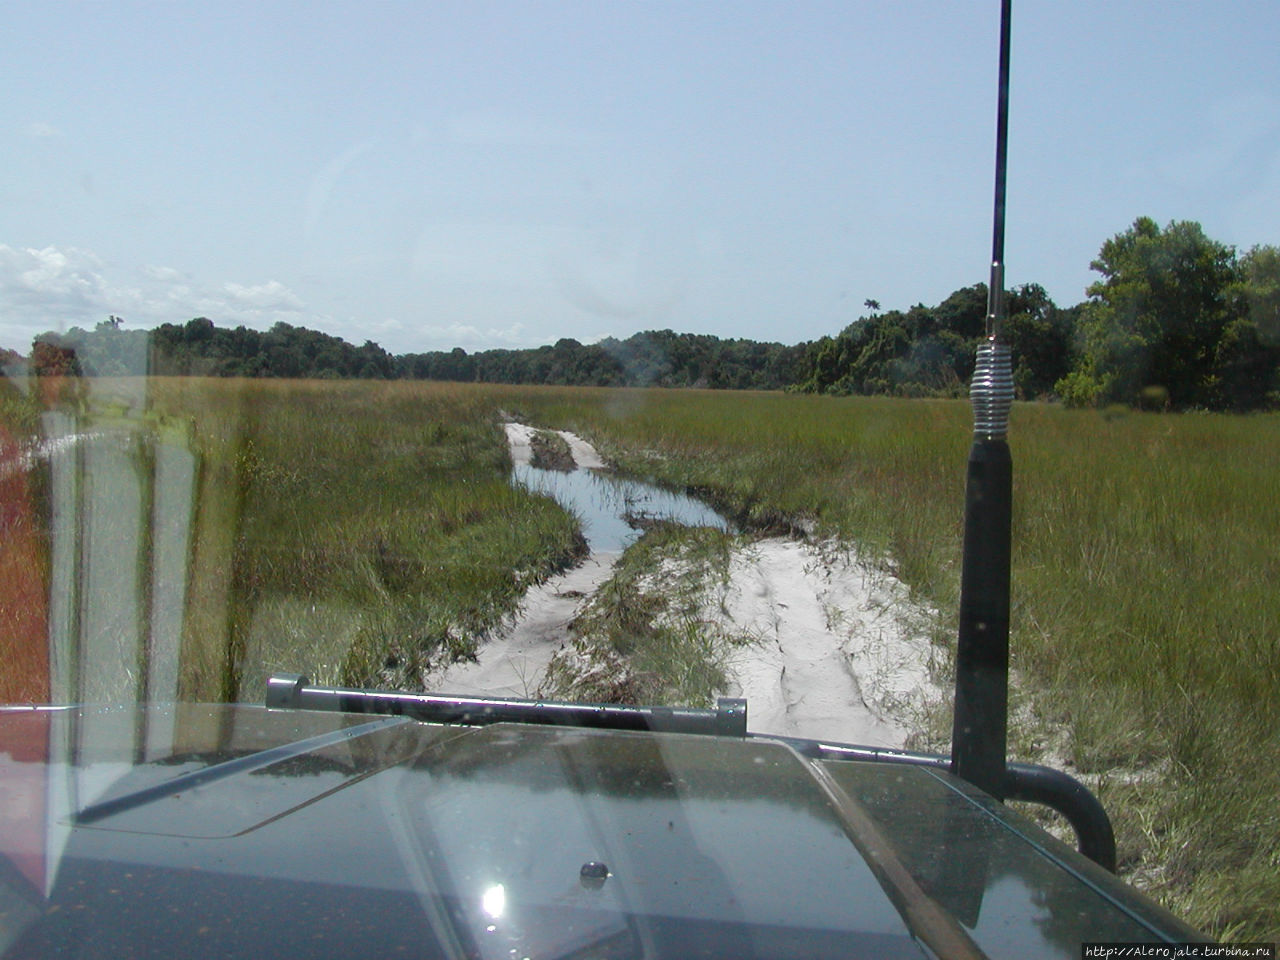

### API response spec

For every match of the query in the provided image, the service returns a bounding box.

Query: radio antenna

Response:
[950,0,1016,800]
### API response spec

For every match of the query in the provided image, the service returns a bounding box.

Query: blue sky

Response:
[3,1,1278,355]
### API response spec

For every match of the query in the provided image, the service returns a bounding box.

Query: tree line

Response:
[12,320,807,392]
[791,282,1079,401]
[401,330,808,389]
[793,218,1279,411]
[9,218,1279,412]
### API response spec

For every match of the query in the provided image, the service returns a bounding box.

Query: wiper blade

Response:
[266,673,748,738]
[75,715,408,826]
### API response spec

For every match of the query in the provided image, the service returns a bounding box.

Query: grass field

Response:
[498,385,1280,941]
[4,377,586,701]
[153,377,587,697]
[4,375,1277,940]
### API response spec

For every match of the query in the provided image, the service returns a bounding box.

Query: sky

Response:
[3,1,1278,356]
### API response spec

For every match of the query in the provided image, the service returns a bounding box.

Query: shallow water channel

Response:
[510,462,733,552]
[424,430,735,698]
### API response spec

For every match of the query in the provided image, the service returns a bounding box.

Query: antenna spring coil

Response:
[971,342,1014,440]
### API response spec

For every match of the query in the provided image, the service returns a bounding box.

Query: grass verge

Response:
[541,523,746,707]
[496,384,1280,942]
[14,377,587,701]
[162,378,587,696]
[8,375,1277,939]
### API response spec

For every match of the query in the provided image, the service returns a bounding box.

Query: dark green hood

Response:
[0,704,1202,959]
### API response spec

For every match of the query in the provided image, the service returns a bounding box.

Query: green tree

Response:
[934,284,987,341]
[1058,217,1240,409]
[1214,244,1280,410]
[791,289,988,397]
[1240,244,1280,347]
[1004,284,1077,399]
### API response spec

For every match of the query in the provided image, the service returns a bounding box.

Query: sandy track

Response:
[502,422,606,469]
[428,553,617,699]
[428,423,937,748]
[425,423,612,698]
[710,540,937,746]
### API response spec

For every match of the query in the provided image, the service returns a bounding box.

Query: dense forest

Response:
[10,321,807,392]
[793,218,1279,411]
[8,218,1279,411]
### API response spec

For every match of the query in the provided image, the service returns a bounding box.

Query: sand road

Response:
[428,424,937,747]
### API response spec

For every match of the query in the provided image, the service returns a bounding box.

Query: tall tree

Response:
[1004,283,1078,399]
[1058,217,1240,409]
[1215,244,1280,410]
[1239,244,1280,347]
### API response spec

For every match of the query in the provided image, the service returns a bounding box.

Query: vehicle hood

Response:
[0,703,1199,959]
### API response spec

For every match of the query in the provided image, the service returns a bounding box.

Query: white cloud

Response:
[223,280,305,311]
[0,243,307,350]
[142,264,185,282]
[0,243,540,356]
[0,245,108,315]
[410,321,528,352]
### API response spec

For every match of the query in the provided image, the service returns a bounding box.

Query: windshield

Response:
[2,1,1278,949]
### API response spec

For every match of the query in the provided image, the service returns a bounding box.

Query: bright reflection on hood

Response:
[482,883,506,920]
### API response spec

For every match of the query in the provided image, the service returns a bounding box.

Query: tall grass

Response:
[144,378,586,697]
[10,375,1276,938]
[542,523,742,707]
[495,385,1279,941]
[507,388,969,595]
[1010,406,1280,938]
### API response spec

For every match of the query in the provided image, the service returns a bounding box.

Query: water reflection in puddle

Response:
[511,464,732,553]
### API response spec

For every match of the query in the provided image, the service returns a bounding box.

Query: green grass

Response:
[80,378,586,699]
[528,429,575,471]
[541,522,744,707]
[495,385,1279,942]
[9,375,1277,940]
[0,378,51,703]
